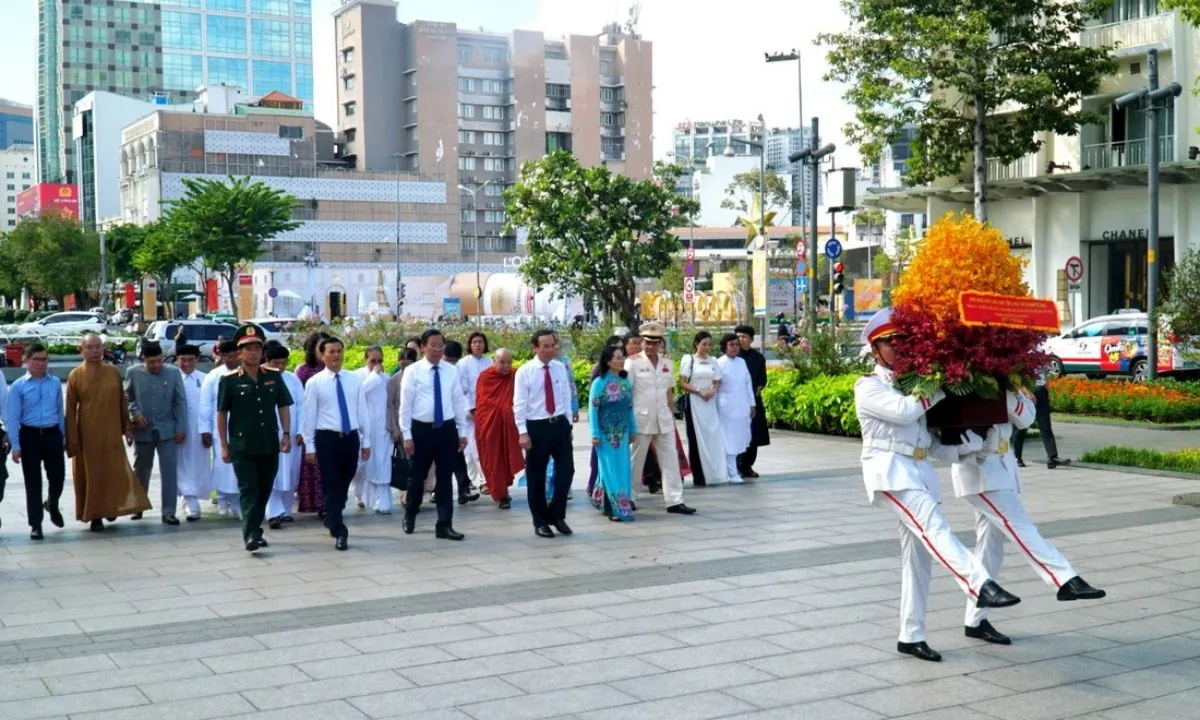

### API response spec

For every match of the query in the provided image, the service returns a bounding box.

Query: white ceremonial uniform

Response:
[199,365,241,517]
[176,368,210,517]
[266,370,305,520]
[855,365,992,643]
[352,366,393,513]
[954,390,1077,628]
[625,352,684,507]
[458,354,492,488]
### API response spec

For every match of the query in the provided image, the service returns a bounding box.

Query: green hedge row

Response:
[763,370,862,437]
[1081,446,1200,474]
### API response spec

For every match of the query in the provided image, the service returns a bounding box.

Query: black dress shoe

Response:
[245,538,261,552]
[976,580,1022,609]
[1057,575,1106,601]
[743,468,760,478]
[186,515,199,522]
[666,503,697,515]
[256,538,269,548]
[268,517,283,530]
[1048,457,1072,469]
[965,619,1011,645]
[44,502,64,528]
[282,515,295,523]
[458,492,480,505]
[631,502,637,512]
[161,516,180,526]
[402,516,415,534]
[30,527,44,540]
[498,498,511,509]
[131,512,143,521]
[553,520,573,536]
[335,536,349,551]
[1017,459,1027,468]
[535,525,555,539]
[436,527,465,541]
[897,641,942,662]
[105,516,117,522]
[90,519,104,532]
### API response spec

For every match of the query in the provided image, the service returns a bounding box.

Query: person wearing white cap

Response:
[855,308,1022,662]
[952,388,1106,646]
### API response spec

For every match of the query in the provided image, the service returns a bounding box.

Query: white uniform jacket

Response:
[951,390,1037,497]
[854,366,957,503]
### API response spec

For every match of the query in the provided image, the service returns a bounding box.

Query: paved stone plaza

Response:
[0,424,1198,719]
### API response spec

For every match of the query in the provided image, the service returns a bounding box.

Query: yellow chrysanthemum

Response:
[893,213,1029,322]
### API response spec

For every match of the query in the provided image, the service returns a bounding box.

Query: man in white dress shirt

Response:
[300,336,372,551]
[174,345,209,521]
[199,340,242,519]
[513,329,575,539]
[953,388,1106,646]
[400,328,468,541]
[626,322,695,515]
[265,342,306,528]
[854,308,1021,663]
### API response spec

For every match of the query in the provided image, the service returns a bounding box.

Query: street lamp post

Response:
[766,50,802,321]
[789,128,836,324]
[389,152,404,318]
[457,180,493,312]
[730,121,767,338]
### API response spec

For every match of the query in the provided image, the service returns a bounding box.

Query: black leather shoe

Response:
[335,536,349,551]
[44,502,64,528]
[1017,459,1027,468]
[402,516,415,534]
[965,619,1011,645]
[897,641,942,662]
[268,517,283,530]
[743,468,760,478]
[30,527,44,540]
[666,503,697,515]
[498,498,511,509]
[90,519,104,532]
[256,538,269,548]
[245,538,261,552]
[436,527,465,541]
[553,521,573,536]
[131,512,143,520]
[976,580,1022,609]
[535,525,555,539]
[186,515,199,522]
[161,516,180,526]
[1057,575,1106,601]
[282,515,295,523]
[1048,457,1072,469]
[459,492,480,505]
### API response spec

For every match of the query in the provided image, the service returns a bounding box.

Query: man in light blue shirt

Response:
[5,343,66,539]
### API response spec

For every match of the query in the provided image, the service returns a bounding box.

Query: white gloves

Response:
[958,430,985,456]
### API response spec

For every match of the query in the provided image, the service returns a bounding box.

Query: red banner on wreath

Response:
[958,291,1059,332]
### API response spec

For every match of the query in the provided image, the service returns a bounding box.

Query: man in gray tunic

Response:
[125,341,188,525]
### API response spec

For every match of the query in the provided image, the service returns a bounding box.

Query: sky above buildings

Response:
[0,0,858,165]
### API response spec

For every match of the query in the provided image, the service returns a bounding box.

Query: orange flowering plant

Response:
[890,213,1049,398]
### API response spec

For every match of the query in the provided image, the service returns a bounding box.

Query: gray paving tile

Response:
[608,661,775,700]
[401,651,559,688]
[0,678,48,702]
[439,628,588,659]
[844,676,1012,716]
[43,659,212,695]
[1085,635,1200,670]
[346,624,493,654]
[746,643,896,678]
[968,682,1140,720]
[106,637,266,669]
[978,654,1129,692]
[349,676,523,718]
[575,690,757,720]
[225,700,370,720]
[499,656,660,694]
[1097,687,1200,720]
[1090,660,1200,699]
[200,639,359,674]
[241,670,414,711]
[68,692,254,720]
[298,646,460,680]
[726,668,893,708]
[718,699,885,720]
[533,633,685,665]
[662,617,798,646]
[137,665,311,703]
[639,638,791,671]
[459,684,639,720]
[0,686,147,720]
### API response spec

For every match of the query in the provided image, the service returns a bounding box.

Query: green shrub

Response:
[0,309,13,324]
[13,310,29,323]
[1049,377,1200,423]
[1081,446,1200,474]
[763,370,862,436]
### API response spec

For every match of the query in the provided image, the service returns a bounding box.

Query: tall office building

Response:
[333,0,653,256]
[0,100,34,150]
[0,146,37,230]
[37,0,313,185]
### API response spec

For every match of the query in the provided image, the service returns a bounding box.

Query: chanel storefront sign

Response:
[1100,229,1149,241]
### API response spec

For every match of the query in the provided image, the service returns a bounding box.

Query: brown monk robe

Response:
[66,335,151,528]
[473,351,524,506]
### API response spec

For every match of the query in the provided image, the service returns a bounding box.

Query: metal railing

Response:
[1081,136,1174,169]
[1081,13,1171,49]
[986,153,1039,181]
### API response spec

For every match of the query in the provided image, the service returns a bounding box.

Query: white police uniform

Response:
[855,309,995,645]
[953,390,1078,629]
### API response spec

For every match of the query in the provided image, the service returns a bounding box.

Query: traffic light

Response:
[833,262,845,294]
[400,283,407,300]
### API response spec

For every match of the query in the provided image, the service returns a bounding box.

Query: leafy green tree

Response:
[1165,251,1200,358]
[133,221,199,318]
[165,176,299,316]
[4,214,100,307]
[820,0,1117,220]
[1163,0,1200,133]
[505,151,697,328]
[102,223,149,284]
[720,169,792,226]
[655,256,685,294]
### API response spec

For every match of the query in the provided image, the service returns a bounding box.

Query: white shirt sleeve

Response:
[300,374,319,449]
[356,375,371,449]
[513,364,530,435]
[451,366,469,438]
[399,364,416,439]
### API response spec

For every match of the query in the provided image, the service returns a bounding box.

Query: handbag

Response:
[389,443,411,490]
[673,354,692,419]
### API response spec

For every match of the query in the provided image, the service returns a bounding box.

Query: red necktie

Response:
[543,364,556,416]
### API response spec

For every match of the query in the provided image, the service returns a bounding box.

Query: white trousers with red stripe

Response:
[875,489,992,643]
[964,490,1075,628]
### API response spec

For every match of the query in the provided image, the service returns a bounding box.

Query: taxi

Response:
[1043,310,1197,381]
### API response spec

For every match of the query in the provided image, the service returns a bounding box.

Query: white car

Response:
[246,318,297,345]
[1043,311,1196,381]
[18,311,107,335]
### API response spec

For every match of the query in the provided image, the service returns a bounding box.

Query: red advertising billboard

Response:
[15,183,79,220]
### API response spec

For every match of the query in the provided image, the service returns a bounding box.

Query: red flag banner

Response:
[124,283,136,308]
[206,278,218,311]
[958,291,1059,332]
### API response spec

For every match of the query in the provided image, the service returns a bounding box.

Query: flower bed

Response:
[1049,377,1200,423]
[1081,446,1200,474]
[763,370,861,437]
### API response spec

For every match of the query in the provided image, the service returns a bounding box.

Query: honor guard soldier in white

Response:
[952,387,1106,646]
[854,308,1022,663]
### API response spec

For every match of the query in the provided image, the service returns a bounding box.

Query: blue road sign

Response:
[796,277,808,294]
[824,238,843,260]
[795,259,807,275]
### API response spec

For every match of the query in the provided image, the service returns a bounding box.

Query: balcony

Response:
[461,236,517,253]
[1081,136,1174,170]
[1081,14,1172,52]
[986,153,1038,181]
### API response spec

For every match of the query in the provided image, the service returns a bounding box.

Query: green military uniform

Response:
[217,324,292,548]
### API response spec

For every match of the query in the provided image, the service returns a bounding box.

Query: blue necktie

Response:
[335,373,352,434]
[432,364,444,428]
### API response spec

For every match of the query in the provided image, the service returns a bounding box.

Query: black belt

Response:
[21,425,60,434]
[528,415,568,425]
[412,419,457,428]
[316,428,358,438]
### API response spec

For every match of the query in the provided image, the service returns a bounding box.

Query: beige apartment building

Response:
[333,0,654,258]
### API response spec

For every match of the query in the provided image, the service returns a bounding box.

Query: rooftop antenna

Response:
[625,1,641,37]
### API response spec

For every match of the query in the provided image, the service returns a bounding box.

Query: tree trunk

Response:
[224,267,239,318]
[973,93,988,222]
[615,288,637,330]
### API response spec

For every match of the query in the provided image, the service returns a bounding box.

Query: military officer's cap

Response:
[860,307,900,345]
[234,323,267,347]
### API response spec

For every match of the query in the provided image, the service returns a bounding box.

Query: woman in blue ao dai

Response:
[589,345,636,521]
